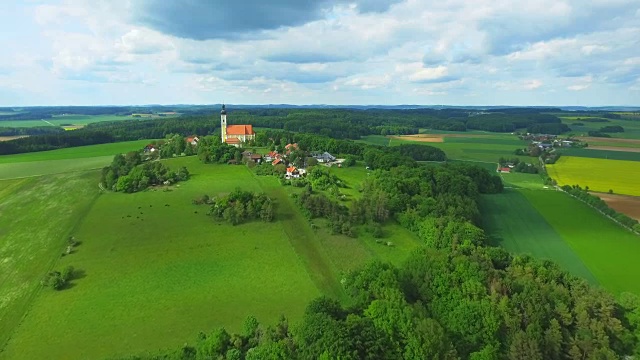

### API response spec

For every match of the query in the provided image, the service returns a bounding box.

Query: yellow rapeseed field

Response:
[547,156,640,196]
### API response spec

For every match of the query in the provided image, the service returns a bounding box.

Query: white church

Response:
[220,104,255,147]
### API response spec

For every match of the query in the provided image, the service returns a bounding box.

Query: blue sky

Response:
[0,0,639,106]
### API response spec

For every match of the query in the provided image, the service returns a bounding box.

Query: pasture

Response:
[480,189,597,283]
[0,140,152,164]
[1,158,321,359]
[547,156,640,196]
[522,190,640,295]
[1,157,420,359]
[0,140,154,180]
[0,172,101,351]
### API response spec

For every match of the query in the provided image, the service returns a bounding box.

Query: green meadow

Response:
[0,152,421,359]
[0,172,101,351]
[0,140,153,180]
[0,114,178,128]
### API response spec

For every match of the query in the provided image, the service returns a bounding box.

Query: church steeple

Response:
[220,103,227,143]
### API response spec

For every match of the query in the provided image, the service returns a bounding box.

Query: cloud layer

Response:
[0,0,639,105]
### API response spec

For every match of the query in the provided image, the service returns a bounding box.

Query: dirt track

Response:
[595,192,640,221]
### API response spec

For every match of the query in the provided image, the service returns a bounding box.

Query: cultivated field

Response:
[595,193,640,221]
[560,148,640,161]
[0,114,178,128]
[480,189,597,283]
[547,156,640,196]
[522,190,640,295]
[360,133,530,163]
[0,136,28,142]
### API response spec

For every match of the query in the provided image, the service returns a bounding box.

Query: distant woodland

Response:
[0,106,595,155]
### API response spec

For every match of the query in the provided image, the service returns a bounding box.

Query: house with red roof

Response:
[185,136,199,146]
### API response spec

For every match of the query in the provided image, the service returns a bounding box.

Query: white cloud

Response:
[0,0,639,105]
[408,65,449,82]
[524,79,543,90]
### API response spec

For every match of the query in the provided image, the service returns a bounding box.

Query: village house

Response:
[285,143,299,154]
[264,151,279,162]
[186,136,199,146]
[241,151,263,164]
[143,144,158,153]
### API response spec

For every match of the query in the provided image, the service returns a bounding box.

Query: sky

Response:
[0,0,639,106]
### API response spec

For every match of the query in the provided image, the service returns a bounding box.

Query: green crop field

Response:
[560,147,640,161]
[500,172,548,190]
[480,189,597,283]
[547,156,640,196]
[356,135,390,146]
[522,190,640,295]
[1,156,419,359]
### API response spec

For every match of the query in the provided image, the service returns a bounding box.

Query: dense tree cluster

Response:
[101,151,190,192]
[0,126,65,136]
[587,131,612,138]
[599,125,625,133]
[562,185,640,232]
[295,186,354,237]
[208,189,274,225]
[197,136,243,164]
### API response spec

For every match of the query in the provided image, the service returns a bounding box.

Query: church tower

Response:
[220,104,227,143]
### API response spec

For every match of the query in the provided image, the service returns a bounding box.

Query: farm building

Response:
[143,144,157,152]
[285,143,299,154]
[220,104,255,147]
[498,167,511,173]
[312,151,336,163]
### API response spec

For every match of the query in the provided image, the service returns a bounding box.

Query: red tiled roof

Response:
[272,159,282,165]
[287,166,297,173]
[285,143,298,149]
[225,138,241,144]
[226,125,254,135]
[186,136,198,143]
[499,167,511,172]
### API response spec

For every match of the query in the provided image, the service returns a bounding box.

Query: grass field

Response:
[1,158,323,359]
[547,156,640,196]
[1,156,420,359]
[522,190,640,295]
[480,190,597,283]
[0,140,154,180]
[500,172,547,190]
[0,140,152,164]
[0,172,101,352]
